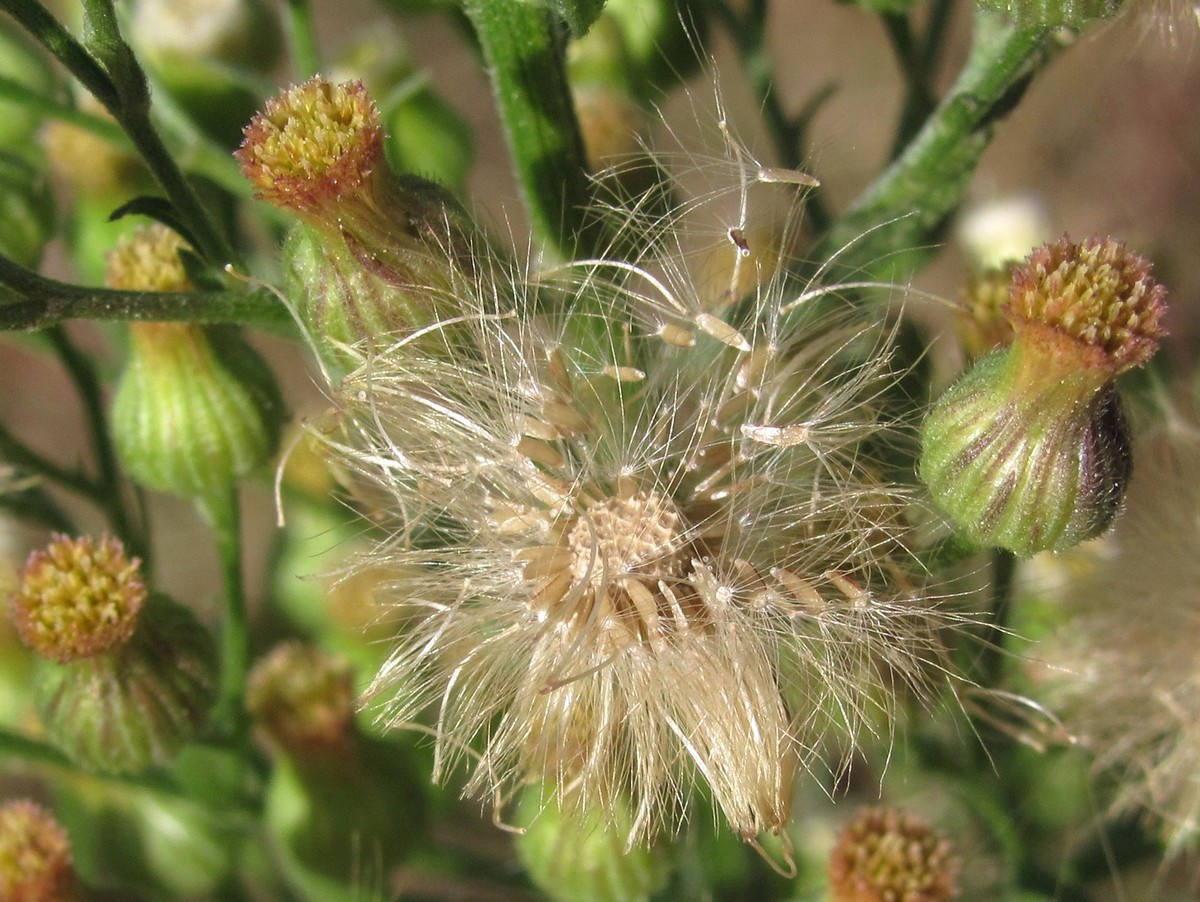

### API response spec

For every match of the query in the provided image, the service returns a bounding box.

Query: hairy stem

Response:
[809,9,1056,284]
[204,488,250,744]
[0,255,294,333]
[463,0,601,260]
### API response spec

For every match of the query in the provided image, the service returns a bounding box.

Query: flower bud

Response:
[12,534,217,773]
[107,226,284,501]
[252,643,422,898]
[247,641,355,758]
[11,533,146,664]
[514,783,672,902]
[238,77,481,361]
[0,800,79,902]
[827,806,959,902]
[920,236,1167,556]
[34,594,217,775]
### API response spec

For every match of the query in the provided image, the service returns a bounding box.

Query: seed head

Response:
[11,534,145,662]
[1033,398,1200,850]
[828,806,959,902]
[318,113,955,845]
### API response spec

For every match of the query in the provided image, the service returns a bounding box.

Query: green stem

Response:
[463,0,601,260]
[979,548,1015,686]
[0,256,295,333]
[205,488,249,743]
[281,0,320,80]
[881,12,938,159]
[0,485,76,533]
[808,9,1056,284]
[45,325,146,558]
[0,0,118,108]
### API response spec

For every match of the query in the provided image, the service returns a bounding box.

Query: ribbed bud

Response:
[11,534,146,663]
[828,806,959,902]
[108,226,283,500]
[34,595,217,774]
[112,323,282,499]
[921,236,1166,556]
[514,784,672,902]
[0,800,79,902]
[238,77,481,358]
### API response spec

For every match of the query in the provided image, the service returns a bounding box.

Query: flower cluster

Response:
[300,89,960,848]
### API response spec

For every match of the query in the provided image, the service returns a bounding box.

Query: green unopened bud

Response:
[0,800,79,902]
[107,227,283,500]
[237,77,483,361]
[827,806,959,902]
[514,783,671,902]
[921,236,1167,556]
[34,594,216,774]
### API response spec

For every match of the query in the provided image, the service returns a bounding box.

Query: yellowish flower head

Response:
[11,534,146,662]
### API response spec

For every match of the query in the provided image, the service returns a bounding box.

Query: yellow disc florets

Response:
[236,76,383,213]
[1007,235,1167,373]
[828,806,960,902]
[11,534,146,662]
[105,224,193,292]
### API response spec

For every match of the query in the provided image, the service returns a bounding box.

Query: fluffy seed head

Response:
[236,76,383,214]
[11,534,146,662]
[317,108,957,846]
[0,800,76,902]
[105,224,193,292]
[828,806,960,902]
[1006,235,1167,374]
